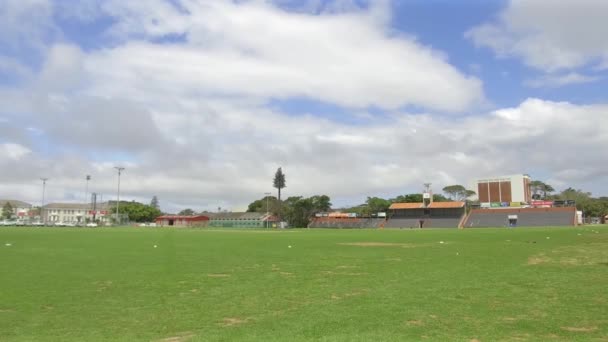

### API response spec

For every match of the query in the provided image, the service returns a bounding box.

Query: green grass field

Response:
[1,226,607,341]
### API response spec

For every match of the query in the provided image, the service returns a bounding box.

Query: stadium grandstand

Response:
[386,201,466,228]
[462,207,577,228]
[308,212,386,228]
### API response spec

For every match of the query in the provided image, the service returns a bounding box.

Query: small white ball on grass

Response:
[546,237,550,239]
[5,243,12,247]
[288,245,292,248]
[153,245,158,248]
[439,241,444,244]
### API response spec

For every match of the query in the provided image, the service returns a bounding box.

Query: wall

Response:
[473,174,531,203]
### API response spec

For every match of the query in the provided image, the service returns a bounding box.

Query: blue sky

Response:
[0,0,607,212]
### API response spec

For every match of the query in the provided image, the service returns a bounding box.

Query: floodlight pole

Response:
[85,175,91,223]
[114,167,125,225]
[265,192,271,228]
[40,178,48,224]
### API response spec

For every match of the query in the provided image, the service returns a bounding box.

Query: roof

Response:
[209,212,269,220]
[389,202,466,210]
[156,215,209,220]
[389,203,423,210]
[428,201,466,209]
[43,202,111,210]
[0,200,32,208]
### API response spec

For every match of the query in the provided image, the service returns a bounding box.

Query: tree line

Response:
[526,181,608,218]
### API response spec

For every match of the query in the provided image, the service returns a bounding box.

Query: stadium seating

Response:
[308,218,385,228]
[464,208,576,228]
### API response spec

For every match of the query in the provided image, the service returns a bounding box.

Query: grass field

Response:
[1,226,607,341]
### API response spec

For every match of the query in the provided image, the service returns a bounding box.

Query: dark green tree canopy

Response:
[2,202,13,219]
[529,180,554,200]
[150,196,159,209]
[111,201,162,223]
[247,194,331,227]
[442,185,476,201]
[178,208,195,216]
[273,167,286,200]
[247,195,281,214]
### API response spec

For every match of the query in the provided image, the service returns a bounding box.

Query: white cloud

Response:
[466,0,608,72]
[86,0,483,112]
[0,0,55,51]
[524,72,600,88]
[3,91,608,212]
[0,143,31,160]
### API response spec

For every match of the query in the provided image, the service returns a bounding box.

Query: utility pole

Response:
[85,175,91,223]
[114,167,125,225]
[265,192,271,228]
[40,178,48,224]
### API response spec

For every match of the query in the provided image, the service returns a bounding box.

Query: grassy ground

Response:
[0,226,607,342]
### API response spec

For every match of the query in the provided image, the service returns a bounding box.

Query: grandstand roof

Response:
[428,201,466,209]
[156,215,210,220]
[389,202,466,210]
[389,203,423,209]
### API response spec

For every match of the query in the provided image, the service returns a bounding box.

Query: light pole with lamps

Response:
[85,175,91,223]
[114,167,125,225]
[40,178,48,224]
[264,192,271,228]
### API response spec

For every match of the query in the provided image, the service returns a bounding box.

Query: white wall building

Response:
[43,202,112,224]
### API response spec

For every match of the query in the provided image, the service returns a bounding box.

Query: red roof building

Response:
[155,215,210,227]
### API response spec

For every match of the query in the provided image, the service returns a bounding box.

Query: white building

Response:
[469,174,532,205]
[43,202,112,224]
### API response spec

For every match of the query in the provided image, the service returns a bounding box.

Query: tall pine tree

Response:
[150,196,159,209]
[273,167,286,201]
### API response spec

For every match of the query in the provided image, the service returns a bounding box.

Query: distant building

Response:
[155,215,210,227]
[43,202,112,224]
[208,212,278,228]
[470,174,532,205]
[0,200,32,218]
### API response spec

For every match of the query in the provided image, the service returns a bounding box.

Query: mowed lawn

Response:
[1,227,607,342]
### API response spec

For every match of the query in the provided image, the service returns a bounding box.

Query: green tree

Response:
[247,196,281,215]
[280,195,332,228]
[541,183,555,199]
[150,196,159,209]
[282,196,313,228]
[366,197,391,213]
[111,201,162,223]
[273,167,286,201]
[2,202,13,219]
[310,195,332,212]
[391,194,423,203]
[442,185,476,201]
[178,208,195,216]
[432,194,452,202]
[442,185,465,200]
[529,180,554,200]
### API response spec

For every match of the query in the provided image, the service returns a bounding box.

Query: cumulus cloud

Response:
[3,92,608,212]
[466,0,608,72]
[85,0,483,112]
